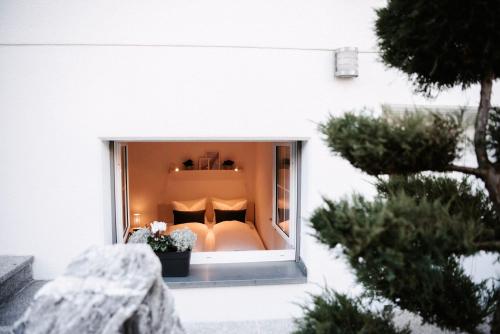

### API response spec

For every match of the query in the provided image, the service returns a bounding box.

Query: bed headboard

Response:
[157,170,254,224]
[160,200,255,224]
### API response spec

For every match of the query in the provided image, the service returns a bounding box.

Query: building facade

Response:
[1,0,497,323]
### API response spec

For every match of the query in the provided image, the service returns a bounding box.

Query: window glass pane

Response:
[120,145,129,238]
[276,146,290,236]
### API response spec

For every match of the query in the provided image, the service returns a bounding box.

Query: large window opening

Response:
[112,141,300,265]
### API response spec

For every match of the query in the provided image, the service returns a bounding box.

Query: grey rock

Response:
[9,244,185,334]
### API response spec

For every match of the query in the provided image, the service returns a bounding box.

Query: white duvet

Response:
[212,221,265,251]
[166,220,265,252]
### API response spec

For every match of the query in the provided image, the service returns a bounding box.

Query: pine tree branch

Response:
[445,165,485,177]
[475,241,500,252]
[474,75,493,169]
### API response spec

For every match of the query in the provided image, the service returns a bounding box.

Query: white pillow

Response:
[212,198,247,211]
[172,198,206,211]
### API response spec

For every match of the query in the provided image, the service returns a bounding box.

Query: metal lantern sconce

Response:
[334,47,358,78]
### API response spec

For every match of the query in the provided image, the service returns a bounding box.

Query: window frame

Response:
[113,142,130,243]
[272,142,297,247]
[110,139,302,264]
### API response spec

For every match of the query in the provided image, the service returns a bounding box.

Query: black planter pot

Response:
[155,251,191,277]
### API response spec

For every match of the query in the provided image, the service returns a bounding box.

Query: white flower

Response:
[128,228,152,243]
[169,228,197,252]
[150,221,167,234]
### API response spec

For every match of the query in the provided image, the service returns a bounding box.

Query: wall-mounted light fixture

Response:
[334,47,358,78]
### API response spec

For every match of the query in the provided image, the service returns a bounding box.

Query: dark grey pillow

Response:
[214,209,246,223]
[173,210,205,225]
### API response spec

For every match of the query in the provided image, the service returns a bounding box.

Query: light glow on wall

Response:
[133,213,141,226]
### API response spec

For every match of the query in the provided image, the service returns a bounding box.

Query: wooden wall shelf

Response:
[168,169,244,180]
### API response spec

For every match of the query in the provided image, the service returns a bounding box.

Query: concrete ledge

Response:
[0,256,33,285]
[164,261,307,289]
[0,280,47,327]
[184,318,296,334]
[0,256,34,303]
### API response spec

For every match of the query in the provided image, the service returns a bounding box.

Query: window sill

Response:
[164,260,307,289]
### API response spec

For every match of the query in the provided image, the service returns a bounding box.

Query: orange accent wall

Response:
[127,141,288,250]
[128,141,259,226]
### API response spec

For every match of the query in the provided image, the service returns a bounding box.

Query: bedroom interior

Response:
[118,141,296,261]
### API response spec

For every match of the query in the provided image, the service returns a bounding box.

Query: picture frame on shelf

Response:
[198,157,211,170]
[206,151,220,170]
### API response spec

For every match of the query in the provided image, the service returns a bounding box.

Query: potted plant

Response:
[128,227,152,244]
[222,159,235,170]
[129,222,197,277]
[182,159,194,170]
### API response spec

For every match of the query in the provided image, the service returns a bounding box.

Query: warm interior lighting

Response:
[174,167,180,172]
[133,213,141,226]
[234,167,239,172]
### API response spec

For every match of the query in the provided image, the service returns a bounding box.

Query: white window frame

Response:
[190,249,295,264]
[113,142,130,243]
[272,142,297,247]
[111,139,301,263]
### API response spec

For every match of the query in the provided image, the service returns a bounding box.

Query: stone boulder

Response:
[10,244,185,334]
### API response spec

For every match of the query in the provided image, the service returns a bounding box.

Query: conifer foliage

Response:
[295,290,410,334]
[295,0,500,333]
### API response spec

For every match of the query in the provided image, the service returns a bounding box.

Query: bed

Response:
[167,221,266,252]
[210,221,266,251]
[165,199,266,252]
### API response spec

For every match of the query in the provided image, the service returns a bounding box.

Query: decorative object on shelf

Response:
[198,151,220,170]
[334,47,358,78]
[182,159,194,170]
[147,228,197,277]
[222,159,235,170]
[198,157,210,170]
[206,151,220,170]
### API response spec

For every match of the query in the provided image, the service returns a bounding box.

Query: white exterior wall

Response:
[0,0,498,322]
